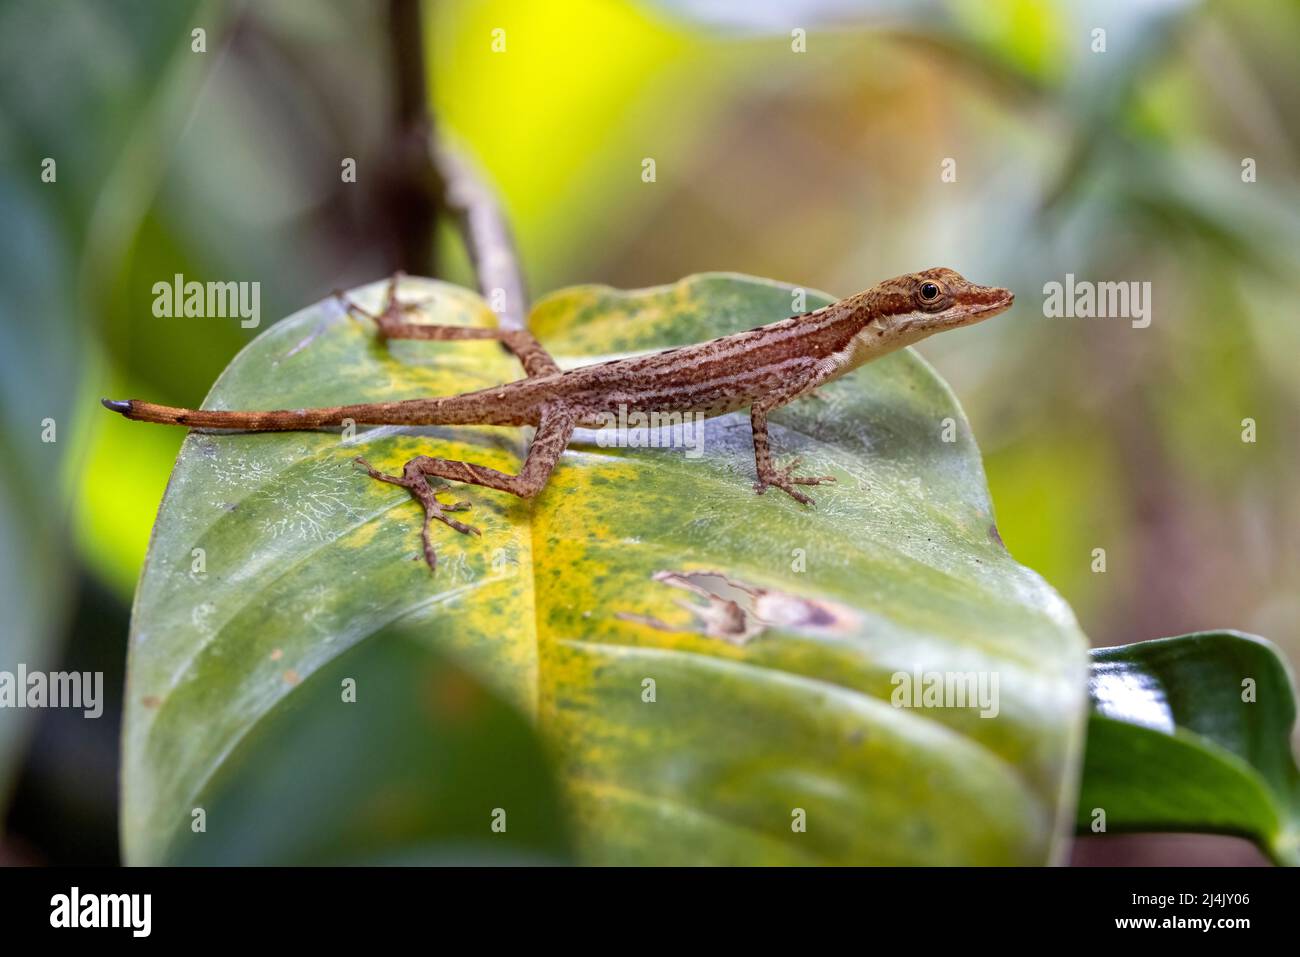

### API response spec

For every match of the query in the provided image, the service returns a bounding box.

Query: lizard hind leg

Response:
[354,405,578,572]
[355,456,480,571]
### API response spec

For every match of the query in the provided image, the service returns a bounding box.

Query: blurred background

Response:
[1,0,1297,865]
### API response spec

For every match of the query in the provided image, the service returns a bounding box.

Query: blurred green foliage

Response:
[2,0,1299,862]
[166,626,573,865]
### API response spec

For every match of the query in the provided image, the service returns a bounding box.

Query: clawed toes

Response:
[756,463,835,505]
[784,487,815,506]
[424,490,480,537]
[354,456,409,487]
[442,516,481,537]
[417,501,480,570]
[429,507,481,537]
[772,457,835,490]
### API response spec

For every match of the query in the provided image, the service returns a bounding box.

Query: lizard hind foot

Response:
[354,456,481,571]
[413,483,481,572]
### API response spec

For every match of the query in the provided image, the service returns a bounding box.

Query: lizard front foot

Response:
[354,456,480,571]
[754,456,836,505]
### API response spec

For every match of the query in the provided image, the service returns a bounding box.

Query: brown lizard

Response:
[102,268,1013,570]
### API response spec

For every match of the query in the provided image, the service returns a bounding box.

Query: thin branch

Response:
[386,0,529,330]
[388,0,428,131]
[385,0,437,274]
[431,139,529,331]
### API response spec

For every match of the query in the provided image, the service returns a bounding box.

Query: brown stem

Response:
[385,0,438,274]
[431,139,529,331]
[386,0,527,330]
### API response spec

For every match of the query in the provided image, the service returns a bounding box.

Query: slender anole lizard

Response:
[103,268,1013,570]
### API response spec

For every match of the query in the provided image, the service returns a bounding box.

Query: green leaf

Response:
[122,274,1089,865]
[167,625,572,865]
[1079,631,1300,865]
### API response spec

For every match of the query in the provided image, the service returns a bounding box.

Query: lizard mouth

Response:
[970,300,1012,317]
[949,288,1014,325]
[973,288,1015,314]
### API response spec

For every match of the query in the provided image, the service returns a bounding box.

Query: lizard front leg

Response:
[750,364,836,505]
[356,404,577,570]
[337,272,561,377]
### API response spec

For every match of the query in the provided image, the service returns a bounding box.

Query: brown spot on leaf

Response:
[618,570,860,645]
[283,669,301,686]
[270,648,283,661]
[424,668,484,724]
[141,695,161,709]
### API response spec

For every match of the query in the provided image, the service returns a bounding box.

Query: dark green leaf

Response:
[1079,631,1300,865]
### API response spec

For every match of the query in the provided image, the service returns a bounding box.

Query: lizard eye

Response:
[918,281,943,305]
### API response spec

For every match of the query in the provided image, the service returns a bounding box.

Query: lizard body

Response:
[103,268,1013,569]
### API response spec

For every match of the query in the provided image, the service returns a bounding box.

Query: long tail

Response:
[100,396,481,430]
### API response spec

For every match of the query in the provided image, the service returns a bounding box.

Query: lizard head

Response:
[867,267,1013,347]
